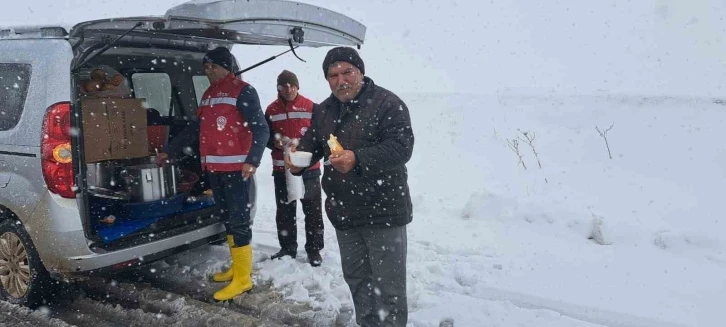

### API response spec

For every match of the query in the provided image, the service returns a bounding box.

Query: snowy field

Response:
[1,0,724,326]
[4,90,720,327]
[157,92,723,327]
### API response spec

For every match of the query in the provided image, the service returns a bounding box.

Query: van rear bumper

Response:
[55,222,226,273]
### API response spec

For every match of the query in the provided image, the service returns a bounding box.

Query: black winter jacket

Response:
[296,77,414,230]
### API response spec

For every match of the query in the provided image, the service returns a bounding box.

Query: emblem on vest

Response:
[292,106,306,111]
[216,116,227,131]
[300,127,308,135]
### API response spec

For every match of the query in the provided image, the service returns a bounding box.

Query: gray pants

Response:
[336,226,408,327]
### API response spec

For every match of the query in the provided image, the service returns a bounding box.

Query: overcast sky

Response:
[2,0,724,100]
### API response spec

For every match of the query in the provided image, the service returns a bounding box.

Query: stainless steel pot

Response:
[86,161,119,190]
[120,163,177,202]
[87,162,131,200]
[88,186,130,200]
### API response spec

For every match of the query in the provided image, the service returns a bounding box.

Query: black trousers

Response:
[208,171,252,247]
[337,226,408,327]
[272,170,324,253]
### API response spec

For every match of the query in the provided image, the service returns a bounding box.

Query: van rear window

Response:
[0,63,31,131]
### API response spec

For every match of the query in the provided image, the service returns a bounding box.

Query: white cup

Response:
[289,151,313,167]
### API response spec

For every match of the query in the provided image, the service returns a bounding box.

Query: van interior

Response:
[73,46,232,249]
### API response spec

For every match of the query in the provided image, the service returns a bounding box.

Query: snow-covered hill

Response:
[178,93,724,327]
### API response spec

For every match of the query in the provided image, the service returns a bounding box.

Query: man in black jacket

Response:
[287,47,414,327]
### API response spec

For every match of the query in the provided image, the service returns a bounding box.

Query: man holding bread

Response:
[286,47,414,327]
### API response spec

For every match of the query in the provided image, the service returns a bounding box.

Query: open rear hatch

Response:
[69,0,366,245]
[70,0,366,48]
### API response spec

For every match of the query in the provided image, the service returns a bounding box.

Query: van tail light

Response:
[41,102,75,198]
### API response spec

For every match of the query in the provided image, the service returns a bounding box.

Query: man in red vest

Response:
[265,70,324,266]
[157,47,269,301]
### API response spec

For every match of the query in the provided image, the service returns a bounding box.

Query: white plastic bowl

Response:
[289,151,313,167]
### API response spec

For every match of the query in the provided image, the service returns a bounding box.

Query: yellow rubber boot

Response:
[213,244,253,301]
[211,235,235,282]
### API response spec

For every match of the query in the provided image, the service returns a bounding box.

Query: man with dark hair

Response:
[157,47,269,301]
[287,47,414,327]
[265,70,324,266]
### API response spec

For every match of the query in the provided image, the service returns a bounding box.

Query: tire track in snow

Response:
[2,275,274,327]
[115,248,346,327]
[471,285,690,327]
[75,277,276,327]
[0,301,71,327]
[410,240,688,327]
[53,297,172,327]
[1,242,348,326]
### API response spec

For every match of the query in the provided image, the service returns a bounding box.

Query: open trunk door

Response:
[69,0,366,48]
[69,0,365,241]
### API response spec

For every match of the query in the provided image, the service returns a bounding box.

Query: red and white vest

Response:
[265,94,320,172]
[197,73,252,172]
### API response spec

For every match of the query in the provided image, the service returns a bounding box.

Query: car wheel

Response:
[0,218,55,307]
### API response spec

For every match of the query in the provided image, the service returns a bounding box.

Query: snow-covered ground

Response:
[165,92,723,327]
[2,1,724,326]
[13,91,719,327]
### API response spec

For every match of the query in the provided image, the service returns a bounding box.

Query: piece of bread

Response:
[327,134,344,152]
[90,69,107,82]
[109,73,125,86]
[84,80,103,92]
[99,215,116,224]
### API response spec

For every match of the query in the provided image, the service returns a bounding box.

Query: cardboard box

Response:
[82,98,148,163]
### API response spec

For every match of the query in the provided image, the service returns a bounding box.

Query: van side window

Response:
[131,73,172,117]
[0,63,31,131]
[192,76,210,106]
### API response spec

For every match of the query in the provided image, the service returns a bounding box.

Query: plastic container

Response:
[289,151,312,167]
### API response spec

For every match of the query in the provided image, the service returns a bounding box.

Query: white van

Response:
[0,0,365,306]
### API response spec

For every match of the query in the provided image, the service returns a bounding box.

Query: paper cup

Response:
[289,151,313,167]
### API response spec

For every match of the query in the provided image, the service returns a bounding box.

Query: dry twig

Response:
[507,138,527,169]
[595,123,615,159]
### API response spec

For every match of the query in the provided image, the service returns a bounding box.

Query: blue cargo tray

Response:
[96,216,160,242]
[93,194,215,243]
[124,193,185,220]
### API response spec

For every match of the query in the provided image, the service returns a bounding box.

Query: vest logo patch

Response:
[300,127,308,135]
[217,116,228,131]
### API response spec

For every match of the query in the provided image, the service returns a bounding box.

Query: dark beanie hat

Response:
[322,46,365,77]
[277,70,299,88]
[203,47,235,72]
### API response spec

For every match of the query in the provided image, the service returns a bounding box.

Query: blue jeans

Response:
[208,171,252,246]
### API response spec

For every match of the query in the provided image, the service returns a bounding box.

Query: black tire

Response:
[0,217,56,307]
